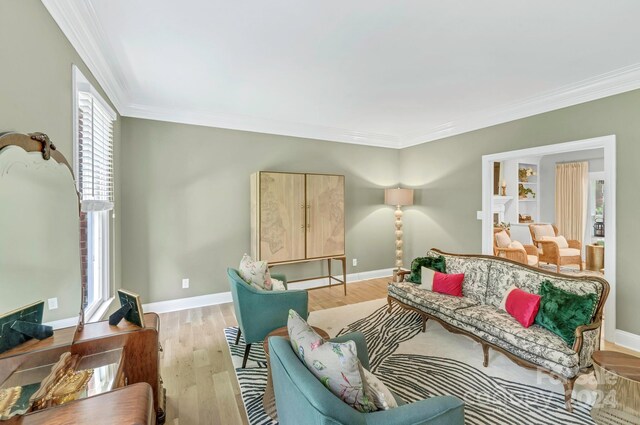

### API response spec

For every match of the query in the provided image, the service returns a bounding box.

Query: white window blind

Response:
[77,91,115,212]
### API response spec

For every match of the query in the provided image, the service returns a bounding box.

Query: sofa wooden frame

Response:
[390,248,610,412]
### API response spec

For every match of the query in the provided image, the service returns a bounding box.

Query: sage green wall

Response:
[399,89,640,335]
[0,0,122,319]
[120,118,399,303]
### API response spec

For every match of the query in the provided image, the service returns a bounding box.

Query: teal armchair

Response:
[269,332,465,425]
[227,268,308,368]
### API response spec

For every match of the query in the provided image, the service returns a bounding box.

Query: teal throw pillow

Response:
[534,280,597,346]
[407,255,446,284]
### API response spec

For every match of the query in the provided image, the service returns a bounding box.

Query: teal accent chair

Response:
[227,268,308,368]
[269,332,465,425]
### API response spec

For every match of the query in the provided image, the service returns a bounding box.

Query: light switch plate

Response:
[182,278,190,289]
[352,258,358,267]
[48,297,58,310]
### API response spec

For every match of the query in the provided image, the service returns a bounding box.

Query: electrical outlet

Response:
[48,298,58,310]
[352,258,358,267]
[182,278,190,289]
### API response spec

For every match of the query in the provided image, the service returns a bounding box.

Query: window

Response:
[588,172,605,239]
[73,66,116,320]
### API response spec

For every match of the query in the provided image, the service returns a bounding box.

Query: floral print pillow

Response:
[238,254,272,290]
[287,310,377,413]
[361,368,398,410]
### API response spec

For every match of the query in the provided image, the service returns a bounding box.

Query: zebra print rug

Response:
[224,299,596,425]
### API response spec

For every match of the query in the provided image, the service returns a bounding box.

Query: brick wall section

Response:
[80,211,88,307]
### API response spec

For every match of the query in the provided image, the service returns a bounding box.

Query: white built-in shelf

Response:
[518,181,537,185]
[518,198,536,202]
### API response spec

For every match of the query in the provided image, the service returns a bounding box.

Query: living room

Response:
[1,1,640,424]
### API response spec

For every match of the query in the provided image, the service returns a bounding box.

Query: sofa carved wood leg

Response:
[242,343,252,368]
[563,379,575,412]
[387,296,393,313]
[482,344,490,367]
[422,315,428,332]
[235,329,242,345]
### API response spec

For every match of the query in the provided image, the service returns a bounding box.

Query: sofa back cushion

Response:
[485,257,604,317]
[427,250,492,304]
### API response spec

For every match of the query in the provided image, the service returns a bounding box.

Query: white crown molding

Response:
[42,0,129,113]
[43,1,640,148]
[122,103,402,149]
[401,63,640,148]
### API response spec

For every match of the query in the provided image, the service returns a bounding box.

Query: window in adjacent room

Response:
[73,65,116,320]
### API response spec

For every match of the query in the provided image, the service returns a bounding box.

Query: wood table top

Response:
[592,350,640,381]
[5,383,154,425]
[263,326,330,358]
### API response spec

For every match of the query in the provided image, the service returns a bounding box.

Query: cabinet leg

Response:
[342,257,347,296]
[328,258,332,288]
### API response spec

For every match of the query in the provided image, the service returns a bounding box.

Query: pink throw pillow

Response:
[505,288,541,328]
[432,272,464,297]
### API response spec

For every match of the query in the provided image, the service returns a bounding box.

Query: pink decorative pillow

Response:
[504,287,541,328]
[432,272,464,297]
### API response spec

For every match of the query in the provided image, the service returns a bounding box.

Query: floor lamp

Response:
[385,188,414,278]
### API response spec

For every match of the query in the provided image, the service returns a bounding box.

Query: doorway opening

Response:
[481,135,616,341]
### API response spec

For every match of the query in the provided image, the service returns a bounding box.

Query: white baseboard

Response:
[290,267,395,290]
[614,329,640,352]
[45,316,80,330]
[142,268,394,315]
[143,291,233,315]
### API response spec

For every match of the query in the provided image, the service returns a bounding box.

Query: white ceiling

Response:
[44,0,640,148]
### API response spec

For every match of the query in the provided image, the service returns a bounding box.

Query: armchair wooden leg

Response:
[482,344,490,367]
[242,344,252,369]
[557,264,560,273]
[563,379,575,412]
[235,329,242,345]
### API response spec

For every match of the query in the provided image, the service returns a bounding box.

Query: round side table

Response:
[262,326,330,420]
[591,351,640,424]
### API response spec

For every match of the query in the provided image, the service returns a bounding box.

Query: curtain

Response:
[555,161,589,241]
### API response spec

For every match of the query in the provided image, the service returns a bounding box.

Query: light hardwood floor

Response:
[158,277,389,424]
[158,276,636,425]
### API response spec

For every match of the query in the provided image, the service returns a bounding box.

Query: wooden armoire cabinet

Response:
[250,172,345,264]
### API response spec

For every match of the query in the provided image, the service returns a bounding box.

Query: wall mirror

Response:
[0,132,82,329]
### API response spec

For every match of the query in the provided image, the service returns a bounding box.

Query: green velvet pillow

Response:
[407,256,446,284]
[534,280,597,346]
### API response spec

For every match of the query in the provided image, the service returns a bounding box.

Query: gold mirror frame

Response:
[0,132,85,332]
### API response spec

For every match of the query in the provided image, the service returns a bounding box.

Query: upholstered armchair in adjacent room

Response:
[227,268,308,368]
[528,224,583,272]
[493,228,539,267]
[269,332,465,425]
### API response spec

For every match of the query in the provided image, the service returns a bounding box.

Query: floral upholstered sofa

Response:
[387,249,609,411]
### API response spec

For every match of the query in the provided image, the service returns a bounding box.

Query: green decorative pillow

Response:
[534,280,597,346]
[407,255,446,283]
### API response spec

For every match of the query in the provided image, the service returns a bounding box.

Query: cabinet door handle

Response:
[306,204,310,230]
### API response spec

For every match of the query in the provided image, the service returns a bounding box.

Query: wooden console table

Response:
[268,256,347,295]
[0,313,165,424]
[4,383,155,424]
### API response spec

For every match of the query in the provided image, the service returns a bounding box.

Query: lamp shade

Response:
[385,188,414,206]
